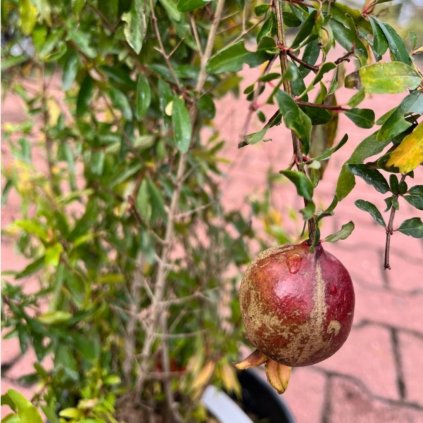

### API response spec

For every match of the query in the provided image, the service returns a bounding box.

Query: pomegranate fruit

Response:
[236,241,354,392]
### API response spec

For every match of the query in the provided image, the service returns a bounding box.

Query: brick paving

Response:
[2,69,423,422]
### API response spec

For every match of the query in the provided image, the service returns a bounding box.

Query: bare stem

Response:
[149,0,181,89]
[135,1,227,419]
[40,66,58,193]
[384,175,406,270]
[274,0,317,243]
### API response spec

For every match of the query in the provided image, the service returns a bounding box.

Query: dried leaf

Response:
[235,349,268,370]
[191,361,215,393]
[265,360,291,394]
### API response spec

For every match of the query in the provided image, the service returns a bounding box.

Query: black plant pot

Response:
[203,369,295,423]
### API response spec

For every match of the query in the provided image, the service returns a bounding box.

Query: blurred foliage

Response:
[1,0,423,421]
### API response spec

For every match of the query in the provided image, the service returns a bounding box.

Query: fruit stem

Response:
[274,0,318,245]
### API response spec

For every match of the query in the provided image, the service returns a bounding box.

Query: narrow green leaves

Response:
[325,221,355,242]
[109,87,132,120]
[207,42,249,74]
[135,75,151,120]
[355,199,386,227]
[290,10,317,49]
[359,62,421,94]
[172,96,192,153]
[369,16,388,58]
[122,0,149,54]
[398,218,423,238]
[378,21,411,64]
[207,41,268,74]
[276,91,312,153]
[348,165,389,193]
[280,170,313,201]
[404,186,423,210]
[344,108,375,128]
[76,74,94,118]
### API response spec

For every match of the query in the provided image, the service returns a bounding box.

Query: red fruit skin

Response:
[240,242,355,367]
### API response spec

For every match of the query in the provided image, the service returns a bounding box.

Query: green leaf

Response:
[347,88,365,108]
[330,19,367,59]
[325,221,355,242]
[369,16,389,58]
[291,10,317,49]
[359,62,421,94]
[12,219,48,241]
[344,108,375,128]
[137,179,151,222]
[243,128,269,146]
[299,39,320,77]
[109,87,132,120]
[259,72,281,82]
[348,164,389,193]
[147,179,166,221]
[2,390,43,423]
[311,62,336,87]
[38,311,72,325]
[398,217,423,238]
[404,194,423,210]
[67,29,96,59]
[376,20,411,64]
[135,74,151,120]
[76,75,94,118]
[177,0,210,12]
[378,91,423,141]
[312,134,348,162]
[16,256,46,279]
[355,199,386,227]
[275,91,312,153]
[122,0,149,54]
[62,52,79,91]
[207,41,251,74]
[159,0,181,21]
[280,170,313,200]
[172,96,192,153]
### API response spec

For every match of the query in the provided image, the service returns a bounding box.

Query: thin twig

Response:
[135,2,227,420]
[190,16,203,56]
[274,0,317,243]
[384,175,406,270]
[149,0,181,89]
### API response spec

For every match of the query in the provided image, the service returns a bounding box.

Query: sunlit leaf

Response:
[359,62,421,94]
[386,123,423,173]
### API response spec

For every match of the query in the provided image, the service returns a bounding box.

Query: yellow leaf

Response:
[191,361,215,394]
[219,362,241,396]
[387,123,423,174]
[47,98,60,126]
[19,0,37,35]
[265,360,291,394]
